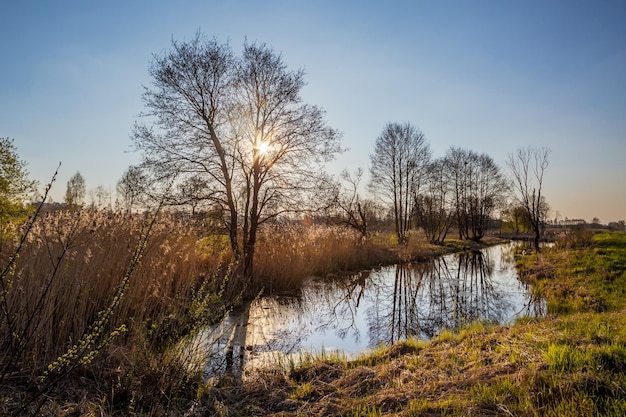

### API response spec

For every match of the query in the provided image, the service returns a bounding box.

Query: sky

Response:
[1,0,625,223]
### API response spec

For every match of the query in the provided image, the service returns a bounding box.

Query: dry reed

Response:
[254,223,395,291]
[0,209,462,414]
[0,208,234,414]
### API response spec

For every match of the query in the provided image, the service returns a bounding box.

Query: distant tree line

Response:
[336,122,548,249]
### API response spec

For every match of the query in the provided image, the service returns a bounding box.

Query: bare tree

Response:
[441,147,469,239]
[64,171,86,209]
[331,168,370,237]
[116,165,147,213]
[369,122,431,244]
[442,148,508,241]
[133,33,341,282]
[507,146,550,251]
[463,152,508,241]
[414,159,454,244]
[89,185,111,210]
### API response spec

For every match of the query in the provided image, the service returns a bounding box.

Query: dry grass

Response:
[253,224,490,292]
[3,210,208,365]
[207,313,626,416]
[204,322,540,415]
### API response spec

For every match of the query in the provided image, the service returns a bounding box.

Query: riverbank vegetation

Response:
[0,201,503,415]
[6,211,616,416]
[4,31,625,416]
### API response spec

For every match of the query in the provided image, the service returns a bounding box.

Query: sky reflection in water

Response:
[246,242,543,360]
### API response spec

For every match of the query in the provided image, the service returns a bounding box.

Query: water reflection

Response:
[244,243,543,366]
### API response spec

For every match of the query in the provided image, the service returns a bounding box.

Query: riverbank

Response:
[206,231,626,416]
[0,216,509,416]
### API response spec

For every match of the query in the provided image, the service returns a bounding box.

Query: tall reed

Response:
[254,223,395,291]
[0,208,232,414]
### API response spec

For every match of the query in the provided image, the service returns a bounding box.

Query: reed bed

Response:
[0,211,402,414]
[254,223,395,292]
[0,208,232,415]
[0,209,489,414]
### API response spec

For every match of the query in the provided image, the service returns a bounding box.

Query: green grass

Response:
[518,231,626,313]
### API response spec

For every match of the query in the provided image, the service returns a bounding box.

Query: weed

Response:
[347,404,382,417]
[470,376,520,406]
[546,343,586,372]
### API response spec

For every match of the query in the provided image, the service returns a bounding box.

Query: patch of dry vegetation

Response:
[0,209,232,415]
[208,312,626,416]
[254,225,395,291]
[254,226,496,292]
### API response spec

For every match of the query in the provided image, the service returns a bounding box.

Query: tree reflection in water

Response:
[244,242,544,362]
[371,250,513,346]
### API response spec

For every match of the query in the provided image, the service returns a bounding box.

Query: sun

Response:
[257,141,271,156]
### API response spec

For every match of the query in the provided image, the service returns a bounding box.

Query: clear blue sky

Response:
[1,0,625,222]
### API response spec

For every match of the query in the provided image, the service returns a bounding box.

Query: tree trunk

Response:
[533,223,541,252]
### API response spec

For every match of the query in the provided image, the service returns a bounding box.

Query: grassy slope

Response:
[212,232,626,416]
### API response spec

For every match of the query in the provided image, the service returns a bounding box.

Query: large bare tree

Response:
[507,146,550,251]
[369,122,431,244]
[133,33,341,282]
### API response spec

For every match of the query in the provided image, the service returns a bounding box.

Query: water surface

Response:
[245,242,543,362]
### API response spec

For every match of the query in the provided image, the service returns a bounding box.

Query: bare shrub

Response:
[557,225,594,249]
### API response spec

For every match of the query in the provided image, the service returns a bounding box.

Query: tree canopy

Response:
[0,138,34,221]
[133,32,342,281]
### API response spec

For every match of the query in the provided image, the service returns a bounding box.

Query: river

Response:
[200,241,544,379]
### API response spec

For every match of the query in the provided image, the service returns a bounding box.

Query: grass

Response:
[517,231,626,313]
